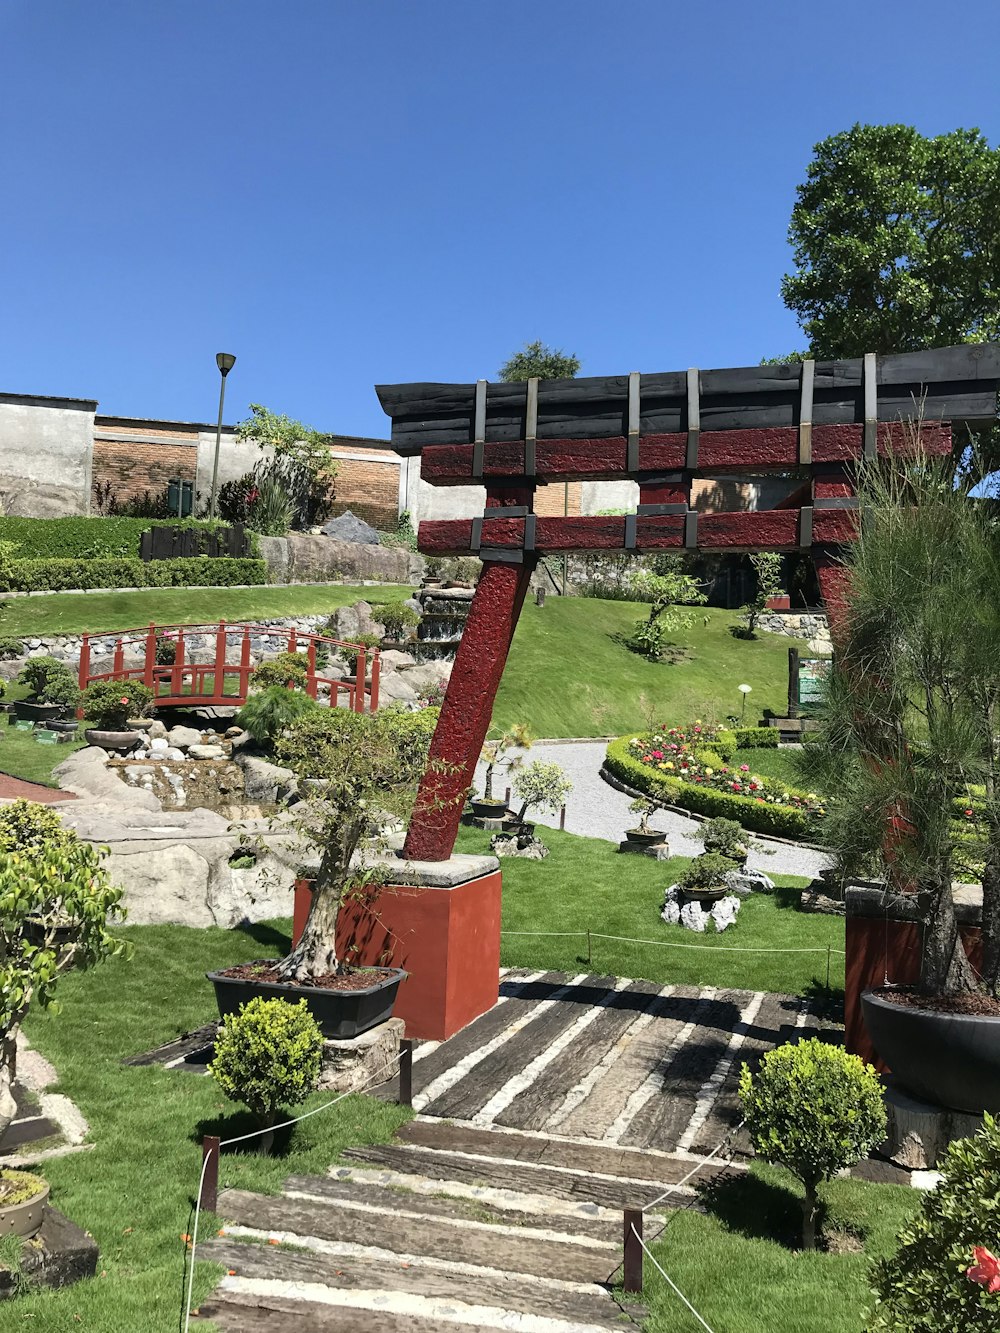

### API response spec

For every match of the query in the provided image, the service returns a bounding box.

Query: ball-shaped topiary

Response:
[251,651,310,692]
[739,1037,886,1249]
[868,1114,1000,1331]
[81,679,155,731]
[209,997,323,1150]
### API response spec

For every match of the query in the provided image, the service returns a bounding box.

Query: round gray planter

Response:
[0,1177,49,1239]
[84,728,141,752]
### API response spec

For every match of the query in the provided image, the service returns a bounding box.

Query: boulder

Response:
[163,747,185,761]
[282,533,414,585]
[189,744,226,760]
[238,755,297,803]
[53,748,161,811]
[377,673,419,705]
[380,650,416,671]
[330,605,360,641]
[321,510,381,545]
[399,662,451,695]
[149,737,169,755]
[166,725,204,751]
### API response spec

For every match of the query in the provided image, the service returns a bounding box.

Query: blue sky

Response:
[2,1,999,439]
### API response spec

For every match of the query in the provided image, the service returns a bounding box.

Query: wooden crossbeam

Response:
[417,422,952,486]
[418,507,857,557]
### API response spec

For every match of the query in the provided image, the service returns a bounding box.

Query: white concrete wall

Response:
[0,397,96,516]
[195,427,274,499]
[401,455,486,523]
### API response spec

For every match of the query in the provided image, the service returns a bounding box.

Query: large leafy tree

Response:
[782,124,1000,359]
[497,341,580,381]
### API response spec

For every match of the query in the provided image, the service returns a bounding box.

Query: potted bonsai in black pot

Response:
[473,724,531,820]
[625,796,668,847]
[14,656,79,724]
[207,706,439,1039]
[81,679,155,752]
[817,447,1000,1115]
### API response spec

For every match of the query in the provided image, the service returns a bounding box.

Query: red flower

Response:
[967,1246,1000,1293]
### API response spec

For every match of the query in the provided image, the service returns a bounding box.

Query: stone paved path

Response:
[198,971,840,1330]
[477,740,831,881]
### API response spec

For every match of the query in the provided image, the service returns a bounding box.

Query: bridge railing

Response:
[77,621,380,714]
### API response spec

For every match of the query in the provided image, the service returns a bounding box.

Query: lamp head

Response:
[738,683,752,695]
[216,352,236,376]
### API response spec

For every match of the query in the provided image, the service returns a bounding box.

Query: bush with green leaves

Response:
[342,632,382,675]
[237,684,320,745]
[251,651,310,692]
[377,600,420,641]
[628,795,664,834]
[0,800,128,1147]
[738,551,785,637]
[739,1037,886,1249]
[869,1113,1000,1331]
[511,760,573,827]
[209,997,323,1147]
[0,555,267,592]
[701,818,750,861]
[16,655,80,709]
[678,851,737,892]
[81,679,155,731]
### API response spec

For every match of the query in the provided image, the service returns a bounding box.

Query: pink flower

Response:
[651,750,663,760]
[120,696,129,705]
[740,764,750,772]
[968,1247,1000,1293]
[731,782,740,791]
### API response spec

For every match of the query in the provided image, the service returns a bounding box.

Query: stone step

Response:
[201,1238,628,1330]
[289,1171,621,1241]
[216,1187,619,1285]
[340,1142,703,1211]
[201,1281,626,1333]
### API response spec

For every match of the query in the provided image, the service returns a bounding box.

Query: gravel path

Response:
[475,740,831,881]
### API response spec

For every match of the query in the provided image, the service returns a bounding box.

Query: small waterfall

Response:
[414,584,473,661]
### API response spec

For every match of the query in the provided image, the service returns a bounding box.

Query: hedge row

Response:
[1,557,268,592]
[604,735,814,840]
[0,516,239,561]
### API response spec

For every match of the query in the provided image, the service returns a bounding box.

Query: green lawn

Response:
[11,834,908,1333]
[0,583,411,638]
[457,823,841,996]
[0,723,84,786]
[492,598,807,738]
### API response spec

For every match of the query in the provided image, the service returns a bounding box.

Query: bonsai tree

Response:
[81,679,155,731]
[629,795,664,835]
[815,448,1000,998]
[251,651,310,692]
[16,656,79,710]
[701,817,750,862]
[738,552,785,637]
[342,633,381,677]
[739,1037,886,1249]
[209,997,323,1153]
[378,600,420,643]
[272,706,438,980]
[0,800,128,1150]
[480,724,532,804]
[869,1113,1000,1330]
[510,760,573,829]
[677,851,737,895]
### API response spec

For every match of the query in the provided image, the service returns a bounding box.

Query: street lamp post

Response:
[209,352,236,521]
[738,682,752,724]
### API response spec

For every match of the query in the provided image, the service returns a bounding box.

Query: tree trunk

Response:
[484,763,494,801]
[0,1028,19,1146]
[275,821,363,982]
[801,1180,820,1251]
[920,875,978,995]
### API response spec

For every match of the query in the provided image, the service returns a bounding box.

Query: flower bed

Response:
[604,722,824,840]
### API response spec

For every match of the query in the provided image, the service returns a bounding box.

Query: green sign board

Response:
[798,657,831,705]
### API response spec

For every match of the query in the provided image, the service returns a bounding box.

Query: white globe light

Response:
[738,683,752,694]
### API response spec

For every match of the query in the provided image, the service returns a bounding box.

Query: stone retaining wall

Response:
[756,610,832,653]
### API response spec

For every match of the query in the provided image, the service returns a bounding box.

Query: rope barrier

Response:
[181,1050,403,1333]
[641,1118,746,1213]
[501,927,845,956]
[631,1223,717,1333]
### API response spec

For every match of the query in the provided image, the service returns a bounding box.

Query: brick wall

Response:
[532,481,582,518]
[326,452,400,530]
[92,432,198,507]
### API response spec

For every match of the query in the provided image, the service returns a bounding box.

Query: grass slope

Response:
[492,598,809,738]
[0,583,411,638]
[456,823,842,996]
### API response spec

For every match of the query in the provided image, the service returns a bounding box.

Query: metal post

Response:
[209,354,235,522]
[587,929,592,966]
[788,647,800,720]
[200,1135,220,1213]
[826,944,832,991]
[399,1039,413,1107]
[504,786,511,807]
[623,1208,643,1293]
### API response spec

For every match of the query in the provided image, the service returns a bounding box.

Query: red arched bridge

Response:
[77,621,381,712]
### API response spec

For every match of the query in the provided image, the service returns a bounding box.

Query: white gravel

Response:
[475,740,831,881]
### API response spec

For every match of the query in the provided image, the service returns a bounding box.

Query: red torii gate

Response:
[363,345,1000,1042]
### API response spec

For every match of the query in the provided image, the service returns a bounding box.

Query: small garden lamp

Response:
[209,352,237,521]
[738,682,752,723]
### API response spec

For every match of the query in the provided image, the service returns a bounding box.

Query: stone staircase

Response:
[197,1118,734,1331]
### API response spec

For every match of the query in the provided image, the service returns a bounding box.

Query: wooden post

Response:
[623,1208,643,1293]
[144,624,157,689]
[370,650,380,713]
[399,1038,413,1107]
[354,650,366,713]
[587,929,592,966]
[559,805,566,830]
[171,630,185,698]
[403,557,537,862]
[213,621,228,701]
[788,647,800,719]
[77,635,90,718]
[239,628,252,700]
[200,1135,220,1214]
[288,626,298,655]
[306,639,318,699]
[112,639,124,679]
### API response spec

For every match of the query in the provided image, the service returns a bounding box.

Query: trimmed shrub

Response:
[604,736,814,840]
[251,652,310,692]
[678,851,737,892]
[209,997,323,1146]
[0,637,23,660]
[0,556,267,592]
[734,727,780,749]
[869,1114,1000,1331]
[81,679,155,731]
[343,632,382,674]
[377,600,420,641]
[16,656,79,708]
[0,516,253,561]
[238,685,320,745]
[701,817,750,860]
[739,1038,886,1249]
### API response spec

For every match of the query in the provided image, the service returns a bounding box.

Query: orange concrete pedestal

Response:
[292,856,502,1042]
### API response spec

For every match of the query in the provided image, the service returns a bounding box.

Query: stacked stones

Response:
[755,610,832,656]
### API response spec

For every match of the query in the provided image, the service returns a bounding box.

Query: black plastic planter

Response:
[862,987,1000,1114]
[471,798,508,820]
[624,828,666,848]
[207,965,407,1039]
[13,701,64,724]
